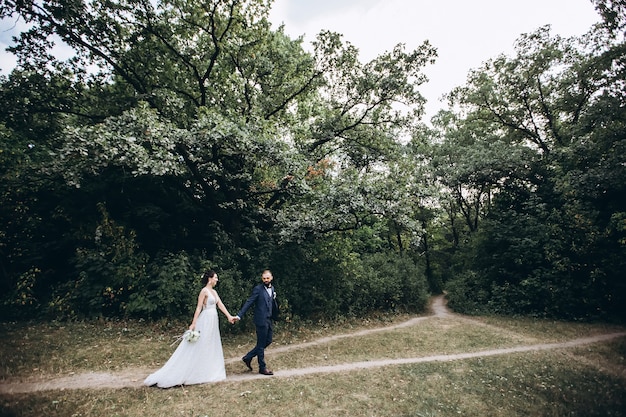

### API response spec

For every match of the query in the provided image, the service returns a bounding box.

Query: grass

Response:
[1,308,625,417]
[262,317,530,370]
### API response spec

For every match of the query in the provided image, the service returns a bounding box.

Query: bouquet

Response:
[184,329,201,342]
[171,329,201,346]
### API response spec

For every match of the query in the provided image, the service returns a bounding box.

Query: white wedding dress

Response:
[144,291,226,388]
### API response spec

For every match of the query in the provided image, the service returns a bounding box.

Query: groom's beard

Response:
[264,283,272,288]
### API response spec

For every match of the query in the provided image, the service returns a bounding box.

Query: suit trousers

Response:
[244,318,273,371]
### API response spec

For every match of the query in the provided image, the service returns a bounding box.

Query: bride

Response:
[144,270,237,388]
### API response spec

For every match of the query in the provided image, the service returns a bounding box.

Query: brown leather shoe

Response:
[242,357,252,371]
[259,369,273,376]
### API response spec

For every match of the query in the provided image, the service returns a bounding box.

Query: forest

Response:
[0,0,624,324]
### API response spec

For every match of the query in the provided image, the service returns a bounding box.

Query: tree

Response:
[592,0,626,36]
[440,21,626,320]
[0,0,435,318]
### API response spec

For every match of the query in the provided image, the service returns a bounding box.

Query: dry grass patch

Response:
[0,312,414,381]
[265,316,538,370]
[2,306,626,417]
[473,315,626,342]
[2,348,625,417]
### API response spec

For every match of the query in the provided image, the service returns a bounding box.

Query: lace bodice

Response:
[204,290,217,310]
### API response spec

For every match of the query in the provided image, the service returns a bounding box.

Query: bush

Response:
[353,252,429,314]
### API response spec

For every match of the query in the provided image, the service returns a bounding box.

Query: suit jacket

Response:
[237,284,275,326]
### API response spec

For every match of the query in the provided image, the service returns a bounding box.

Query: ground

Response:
[1,295,624,394]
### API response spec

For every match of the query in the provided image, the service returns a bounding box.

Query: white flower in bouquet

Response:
[184,329,201,342]
[171,329,201,346]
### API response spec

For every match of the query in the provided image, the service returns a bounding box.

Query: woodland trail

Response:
[1,295,625,394]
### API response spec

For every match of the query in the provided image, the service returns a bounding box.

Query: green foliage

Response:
[269,237,361,319]
[3,0,622,324]
[354,252,429,313]
[126,252,195,318]
[445,271,491,315]
[270,234,429,320]
[0,267,42,319]
[592,0,626,36]
[440,21,626,321]
[0,0,436,321]
[47,204,149,319]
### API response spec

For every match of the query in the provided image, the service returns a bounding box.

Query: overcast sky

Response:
[1,0,602,120]
[268,0,601,120]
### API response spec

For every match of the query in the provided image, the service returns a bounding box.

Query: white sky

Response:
[268,0,601,120]
[0,0,601,121]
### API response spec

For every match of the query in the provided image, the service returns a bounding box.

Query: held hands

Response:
[228,315,240,324]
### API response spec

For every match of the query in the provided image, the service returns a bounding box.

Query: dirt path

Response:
[1,295,624,394]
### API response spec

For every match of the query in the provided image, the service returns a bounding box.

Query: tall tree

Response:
[438,20,626,320]
[0,0,436,318]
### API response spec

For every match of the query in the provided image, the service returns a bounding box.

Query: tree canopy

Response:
[0,0,434,321]
[0,0,624,323]
[431,12,626,320]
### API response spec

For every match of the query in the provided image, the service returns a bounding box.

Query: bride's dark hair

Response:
[201,270,216,285]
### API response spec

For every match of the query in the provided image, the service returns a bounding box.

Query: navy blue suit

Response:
[237,284,275,371]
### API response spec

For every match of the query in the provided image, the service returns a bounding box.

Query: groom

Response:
[235,269,277,375]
